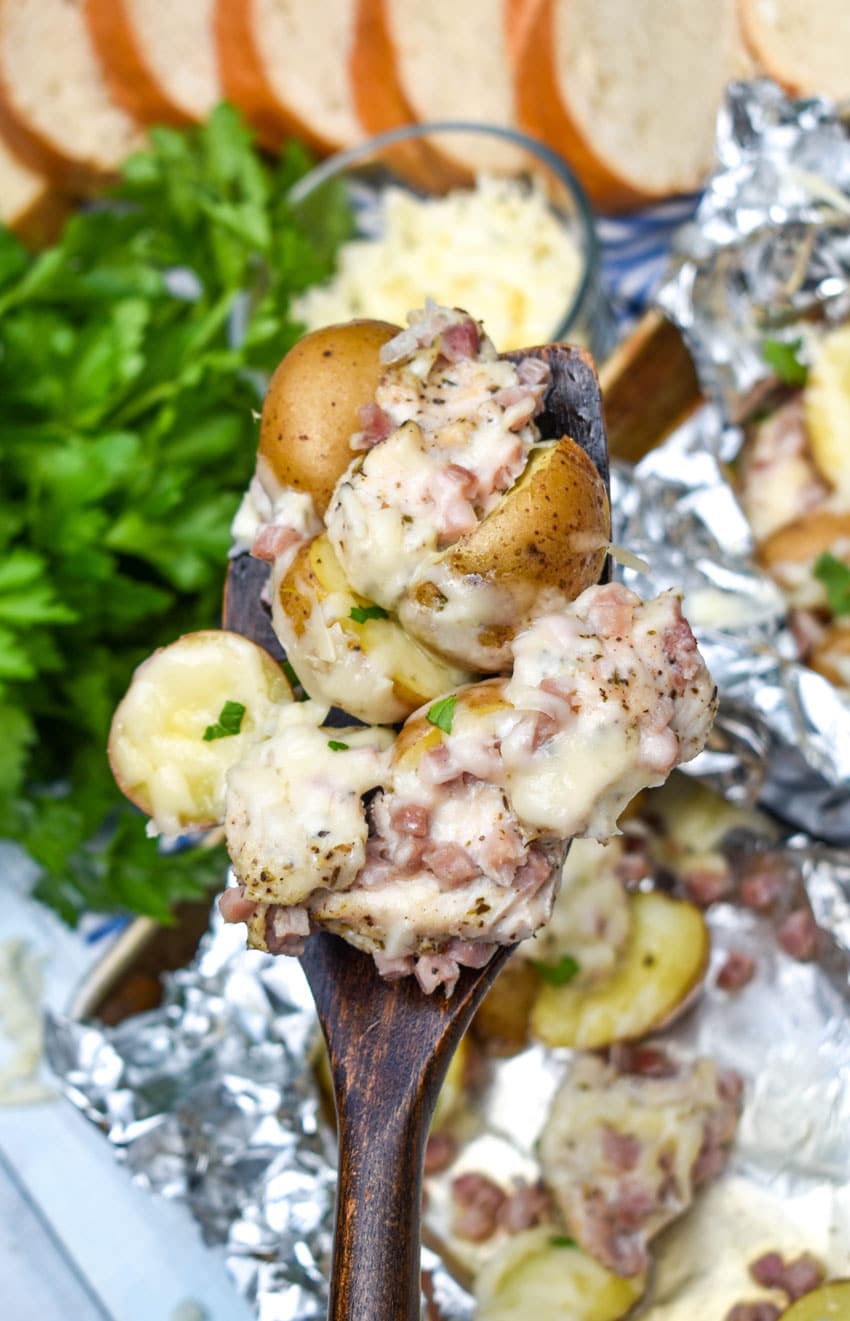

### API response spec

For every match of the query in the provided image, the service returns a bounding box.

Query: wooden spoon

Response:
[222,344,609,1321]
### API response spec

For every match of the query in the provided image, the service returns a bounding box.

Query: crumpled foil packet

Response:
[657,79,850,419]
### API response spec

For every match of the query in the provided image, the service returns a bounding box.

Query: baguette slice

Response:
[216,0,361,154]
[739,0,850,101]
[0,135,67,244]
[0,0,142,190]
[515,0,739,211]
[380,0,524,174]
[85,0,220,126]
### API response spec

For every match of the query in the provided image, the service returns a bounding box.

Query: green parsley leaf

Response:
[203,700,247,741]
[327,740,349,751]
[426,694,457,734]
[532,954,581,986]
[763,337,808,386]
[349,603,389,623]
[549,1236,577,1249]
[814,551,850,617]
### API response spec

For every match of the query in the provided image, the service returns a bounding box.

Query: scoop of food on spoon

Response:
[108,304,718,1321]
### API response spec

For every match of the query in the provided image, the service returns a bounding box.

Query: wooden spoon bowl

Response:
[222,343,609,1320]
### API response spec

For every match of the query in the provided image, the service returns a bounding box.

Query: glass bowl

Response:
[287,121,613,357]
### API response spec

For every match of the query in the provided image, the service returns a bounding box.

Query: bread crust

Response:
[84,0,195,126]
[8,176,69,246]
[350,0,414,134]
[737,0,813,96]
[503,0,541,63]
[0,0,137,191]
[215,0,353,154]
[513,0,649,212]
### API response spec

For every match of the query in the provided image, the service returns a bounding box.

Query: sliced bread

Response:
[0,0,142,190]
[350,0,415,135]
[381,0,522,173]
[0,135,67,244]
[503,0,541,63]
[215,0,361,154]
[739,0,850,101]
[85,0,220,126]
[516,0,739,211]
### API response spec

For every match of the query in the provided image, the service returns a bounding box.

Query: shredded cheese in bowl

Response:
[291,176,586,352]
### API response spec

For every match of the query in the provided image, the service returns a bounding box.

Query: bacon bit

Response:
[389,803,429,837]
[424,1132,458,1174]
[250,523,302,564]
[738,855,794,910]
[422,842,480,887]
[217,885,257,924]
[265,904,310,955]
[725,1304,782,1321]
[601,1126,642,1172]
[497,1182,553,1233]
[353,401,395,450]
[440,318,481,363]
[777,908,819,962]
[451,1171,507,1241]
[681,865,734,907]
[716,950,756,991]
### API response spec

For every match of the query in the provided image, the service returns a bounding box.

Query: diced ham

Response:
[490,384,541,430]
[716,950,756,991]
[451,1171,507,1242]
[717,1069,745,1103]
[218,884,257,924]
[609,1044,678,1078]
[777,908,819,962]
[725,1304,782,1321]
[390,803,430,837]
[424,1131,458,1174]
[373,952,416,979]
[584,582,637,639]
[513,845,555,895]
[497,1182,554,1233]
[780,1254,826,1300]
[440,317,481,363]
[749,1252,786,1289]
[602,1127,642,1172]
[250,523,302,564]
[738,855,794,910]
[446,939,497,968]
[682,866,733,907]
[663,613,701,693]
[422,842,480,887]
[353,402,395,450]
[265,904,310,955]
[516,356,550,389]
[415,953,460,995]
[580,1182,658,1277]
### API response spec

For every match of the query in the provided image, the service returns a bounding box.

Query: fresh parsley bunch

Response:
[0,105,349,924]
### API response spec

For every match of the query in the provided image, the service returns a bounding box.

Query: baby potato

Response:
[272,533,472,724]
[475,1227,645,1321]
[399,437,610,671]
[391,679,512,773]
[781,1280,850,1321]
[109,631,291,838]
[259,319,400,515]
[530,892,709,1050]
[810,623,850,687]
[757,510,850,571]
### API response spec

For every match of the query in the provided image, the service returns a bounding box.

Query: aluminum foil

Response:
[657,79,850,420]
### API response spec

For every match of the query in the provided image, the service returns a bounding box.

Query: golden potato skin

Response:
[259,319,401,514]
[400,436,610,670]
[446,436,610,591]
[781,1281,850,1321]
[392,679,511,770]
[757,509,850,568]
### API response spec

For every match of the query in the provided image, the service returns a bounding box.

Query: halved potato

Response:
[475,1227,645,1321]
[259,319,401,514]
[810,623,850,687]
[109,631,291,838]
[272,533,472,723]
[805,323,850,501]
[399,436,610,671]
[758,511,850,571]
[530,892,709,1049]
[392,679,512,774]
[782,1280,850,1321]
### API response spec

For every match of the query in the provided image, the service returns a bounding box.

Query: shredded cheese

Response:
[291,176,585,351]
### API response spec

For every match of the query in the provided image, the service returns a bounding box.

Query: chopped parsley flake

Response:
[426,694,456,734]
[549,1235,577,1249]
[762,336,808,386]
[532,954,581,986]
[327,739,349,751]
[203,700,246,741]
[814,552,850,617]
[349,603,389,623]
